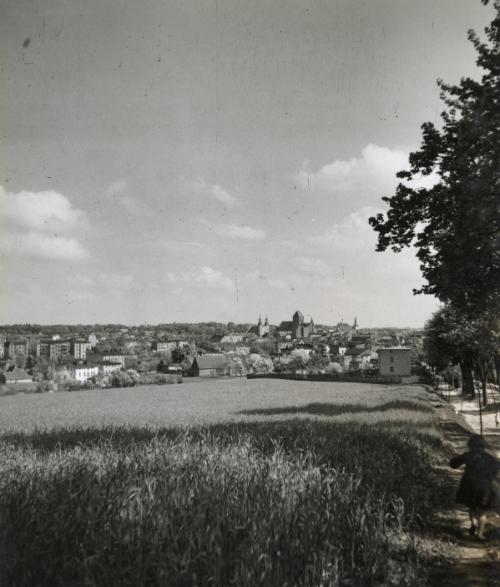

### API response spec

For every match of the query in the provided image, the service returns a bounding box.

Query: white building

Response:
[72,366,99,383]
[99,362,122,376]
[72,340,93,360]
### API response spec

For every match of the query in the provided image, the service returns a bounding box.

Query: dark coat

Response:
[450,449,500,510]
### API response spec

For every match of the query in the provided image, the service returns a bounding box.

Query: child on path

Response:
[450,434,500,539]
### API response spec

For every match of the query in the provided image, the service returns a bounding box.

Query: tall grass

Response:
[0,422,451,586]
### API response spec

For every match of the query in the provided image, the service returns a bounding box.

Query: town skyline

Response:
[1,0,494,327]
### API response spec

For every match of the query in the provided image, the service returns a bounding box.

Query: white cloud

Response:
[199,218,267,241]
[293,144,438,194]
[165,266,233,290]
[0,232,89,261]
[211,185,238,207]
[245,271,288,289]
[307,206,379,251]
[0,185,86,234]
[294,256,331,276]
[307,206,424,282]
[181,177,239,207]
[105,179,128,199]
[0,186,89,261]
[105,179,149,217]
[217,223,266,240]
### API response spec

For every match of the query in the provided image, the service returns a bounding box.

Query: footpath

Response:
[431,386,500,586]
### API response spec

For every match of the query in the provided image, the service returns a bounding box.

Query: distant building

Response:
[70,365,99,383]
[88,333,98,348]
[277,311,314,340]
[152,340,189,353]
[348,335,371,350]
[99,361,122,376]
[37,339,71,360]
[4,339,29,359]
[378,348,411,377]
[71,339,93,360]
[101,354,128,368]
[3,365,32,384]
[248,316,270,338]
[220,333,247,344]
[187,354,230,377]
[347,349,378,371]
[292,311,314,339]
[343,347,365,371]
[335,318,358,337]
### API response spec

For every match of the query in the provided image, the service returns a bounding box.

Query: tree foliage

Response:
[369,2,500,317]
[424,305,499,399]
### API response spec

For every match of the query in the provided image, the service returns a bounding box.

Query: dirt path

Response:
[431,387,500,586]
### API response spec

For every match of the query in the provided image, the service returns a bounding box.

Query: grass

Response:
[0,378,437,431]
[0,422,454,587]
[0,381,456,586]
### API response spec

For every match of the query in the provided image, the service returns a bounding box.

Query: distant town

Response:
[0,311,424,393]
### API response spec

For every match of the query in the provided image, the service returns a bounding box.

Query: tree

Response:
[171,347,186,364]
[424,306,499,402]
[369,2,500,318]
[308,354,330,373]
[157,359,169,373]
[425,307,475,395]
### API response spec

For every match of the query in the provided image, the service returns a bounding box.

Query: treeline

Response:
[0,322,252,338]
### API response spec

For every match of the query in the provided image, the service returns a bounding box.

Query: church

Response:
[248,316,270,338]
[278,310,314,339]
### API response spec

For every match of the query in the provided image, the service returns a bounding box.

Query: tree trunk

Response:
[482,379,488,406]
[474,358,489,406]
[459,358,475,397]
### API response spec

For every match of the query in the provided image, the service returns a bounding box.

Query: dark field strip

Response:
[0,421,454,587]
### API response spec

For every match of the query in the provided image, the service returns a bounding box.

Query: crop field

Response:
[0,377,439,432]
[0,380,454,586]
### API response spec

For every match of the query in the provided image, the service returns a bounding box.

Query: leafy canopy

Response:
[369,1,500,317]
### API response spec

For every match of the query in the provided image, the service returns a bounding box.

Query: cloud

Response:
[307,206,424,282]
[181,177,239,207]
[0,232,89,261]
[217,224,266,240]
[105,180,128,199]
[307,206,379,251]
[293,144,439,194]
[159,240,204,253]
[294,256,331,276]
[0,186,89,261]
[0,185,86,234]
[199,218,266,241]
[105,179,149,217]
[245,271,288,289]
[211,185,238,207]
[165,266,233,289]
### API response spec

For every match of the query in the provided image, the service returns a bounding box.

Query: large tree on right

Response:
[369,0,500,319]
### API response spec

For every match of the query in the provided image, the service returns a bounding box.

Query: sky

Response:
[0,0,494,327]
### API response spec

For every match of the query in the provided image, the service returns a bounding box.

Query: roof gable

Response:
[195,354,229,370]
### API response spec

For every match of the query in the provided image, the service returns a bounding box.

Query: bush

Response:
[35,380,58,393]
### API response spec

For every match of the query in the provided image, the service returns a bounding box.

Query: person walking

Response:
[450,434,500,539]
